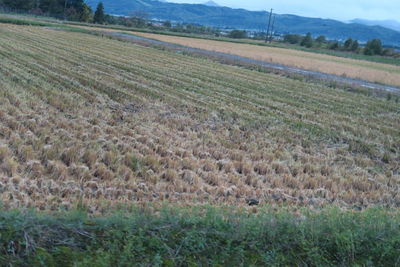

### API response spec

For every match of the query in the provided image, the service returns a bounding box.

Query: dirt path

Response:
[108,32,400,95]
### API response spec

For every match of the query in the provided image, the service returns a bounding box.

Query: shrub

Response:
[300,33,313,48]
[364,39,383,56]
[350,40,359,51]
[315,35,326,44]
[343,38,353,50]
[228,30,247,39]
[283,34,302,44]
[329,41,340,50]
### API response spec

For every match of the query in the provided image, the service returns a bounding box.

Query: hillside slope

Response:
[352,19,400,33]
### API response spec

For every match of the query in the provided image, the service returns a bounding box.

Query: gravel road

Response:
[110,32,400,95]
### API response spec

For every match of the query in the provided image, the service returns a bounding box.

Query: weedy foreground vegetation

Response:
[0,24,399,212]
[2,206,400,266]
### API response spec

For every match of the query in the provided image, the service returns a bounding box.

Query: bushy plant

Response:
[300,32,313,48]
[228,30,247,39]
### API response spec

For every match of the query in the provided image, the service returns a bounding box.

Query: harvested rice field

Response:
[0,24,399,213]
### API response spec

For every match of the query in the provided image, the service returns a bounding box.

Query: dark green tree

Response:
[329,41,340,50]
[300,33,313,48]
[364,47,373,55]
[93,2,105,24]
[283,34,301,44]
[315,35,326,44]
[1,0,92,20]
[39,0,64,15]
[344,38,353,50]
[2,0,35,10]
[364,39,382,55]
[73,0,85,10]
[80,3,92,22]
[228,30,247,39]
[350,40,359,51]
[163,20,172,28]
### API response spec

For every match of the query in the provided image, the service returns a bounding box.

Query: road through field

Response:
[104,32,400,95]
[113,31,400,91]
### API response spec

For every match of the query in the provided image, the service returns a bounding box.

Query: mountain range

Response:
[351,19,400,33]
[203,1,220,7]
[85,0,400,47]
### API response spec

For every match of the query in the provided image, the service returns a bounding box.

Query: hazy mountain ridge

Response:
[203,1,220,7]
[85,0,400,47]
[351,19,400,33]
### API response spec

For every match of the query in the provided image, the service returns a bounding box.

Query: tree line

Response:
[283,33,399,57]
[1,0,398,58]
[0,1,219,32]
[0,0,107,23]
[220,30,398,58]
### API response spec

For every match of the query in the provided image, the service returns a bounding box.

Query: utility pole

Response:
[266,8,273,43]
[269,14,276,42]
[64,0,68,20]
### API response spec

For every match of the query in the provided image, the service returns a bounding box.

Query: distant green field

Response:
[0,16,55,26]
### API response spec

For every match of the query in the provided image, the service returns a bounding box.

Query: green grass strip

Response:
[1,205,400,266]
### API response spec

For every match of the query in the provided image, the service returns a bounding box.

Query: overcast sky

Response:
[168,0,400,21]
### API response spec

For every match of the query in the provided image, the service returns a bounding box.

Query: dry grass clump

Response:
[26,160,44,179]
[162,169,179,183]
[0,24,398,211]
[82,149,98,168]
[61,147,80,167]
[203,173,220,186]
[1,157,19,177]
[181,158,198,170]
[253,162,270,175]
[117,165,134,182]
[181,170,199,185]
[218,160,234,173]
[142,155,161,172]
[46,161,68,181]
[124,153,141,173]
[202,160,216,172]
[93,163,114,181]
[0,146,10,163]
[17,145,35,162]
[233,161,252,175]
